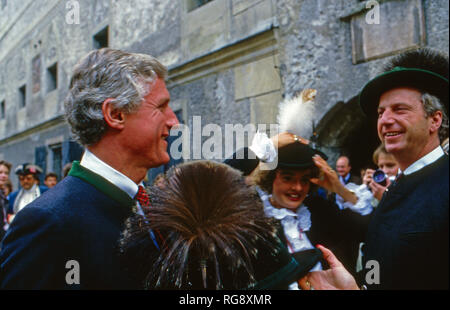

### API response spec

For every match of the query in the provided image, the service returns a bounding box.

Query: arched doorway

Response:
[314,96,381,174]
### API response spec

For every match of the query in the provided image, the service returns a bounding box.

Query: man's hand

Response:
[298,245,359,290]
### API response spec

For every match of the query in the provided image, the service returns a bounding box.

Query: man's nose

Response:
[378,109,395,125]
[166,107,179,128]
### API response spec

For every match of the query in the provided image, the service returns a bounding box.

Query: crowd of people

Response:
[0,47,447,290]
[0,162,62,240]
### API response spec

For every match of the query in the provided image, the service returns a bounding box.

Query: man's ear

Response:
[429,110,443,134]
[102,98,125,130]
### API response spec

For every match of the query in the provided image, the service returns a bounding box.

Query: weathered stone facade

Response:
[0,0,448,186]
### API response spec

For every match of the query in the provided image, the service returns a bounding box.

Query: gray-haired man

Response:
[0,48,178,289]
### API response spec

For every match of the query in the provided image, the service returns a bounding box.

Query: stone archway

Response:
[314,96,381,173]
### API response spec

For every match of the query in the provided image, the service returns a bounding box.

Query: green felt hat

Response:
[249,246,322,290]
[359,66,449,119]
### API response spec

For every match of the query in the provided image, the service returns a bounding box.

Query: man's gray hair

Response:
[64,48,168,146]
[421,93,449,143]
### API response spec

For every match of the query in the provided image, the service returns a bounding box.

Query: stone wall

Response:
[0,0,448,182]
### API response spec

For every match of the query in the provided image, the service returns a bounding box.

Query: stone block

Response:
[232,0,264,15]
[234,54,281,101]
[0,119,5,138]
[44,90,58,121]
[250,90,281,126]
[32,55,41,94]
[182,0,230,58]
[231,0,273,40]
[350,0,425,64]
[17,108,26,132]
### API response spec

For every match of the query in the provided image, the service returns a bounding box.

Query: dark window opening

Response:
[50,144,62,180]
[187,0,214,12]
[0,100,5,119]
[47,63,58,92]
[93,26,109,49]
[19,85,26,108]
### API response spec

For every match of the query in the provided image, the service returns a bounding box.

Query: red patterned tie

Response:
[135,185,150,208]
[134,185,167,251]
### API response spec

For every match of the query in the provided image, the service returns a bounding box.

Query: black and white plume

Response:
[277,89,317,139]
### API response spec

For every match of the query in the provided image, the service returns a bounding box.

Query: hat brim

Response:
[359,68,449,119]
[251,248,322,290]
[223,147,260,176]
[277,144,328,170]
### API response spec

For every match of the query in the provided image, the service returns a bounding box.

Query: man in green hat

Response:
[299,48,449,290]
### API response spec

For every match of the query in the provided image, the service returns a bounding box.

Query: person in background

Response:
[364,145,400,201]
[0,160,12,240]
[3,180,12,197]
[7,164,48,223]
[151,172,166,188]
[331,156,362,210]
[344,144,400,216]
[44,173,58,188]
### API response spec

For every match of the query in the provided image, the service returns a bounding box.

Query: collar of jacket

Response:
[68,160,135,207]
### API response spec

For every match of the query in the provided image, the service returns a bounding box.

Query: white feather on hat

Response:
[277,89,317,139]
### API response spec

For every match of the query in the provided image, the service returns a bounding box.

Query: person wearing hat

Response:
[299,48,449,290]
[119,160,322,289]
[252,141,370,288]
[223,131,296,183]
[7,163,48,223]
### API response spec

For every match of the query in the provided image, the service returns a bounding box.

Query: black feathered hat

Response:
[359,48,449,119]
[119,160,322,290]
[277,142,328,169]
[14,163,43,176]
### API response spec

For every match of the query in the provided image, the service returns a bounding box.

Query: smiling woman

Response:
[252,141,371,285]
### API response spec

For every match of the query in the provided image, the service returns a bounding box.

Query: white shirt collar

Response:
[401,146,445,176]
[261,194,312,230]
[80,149,140,199]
